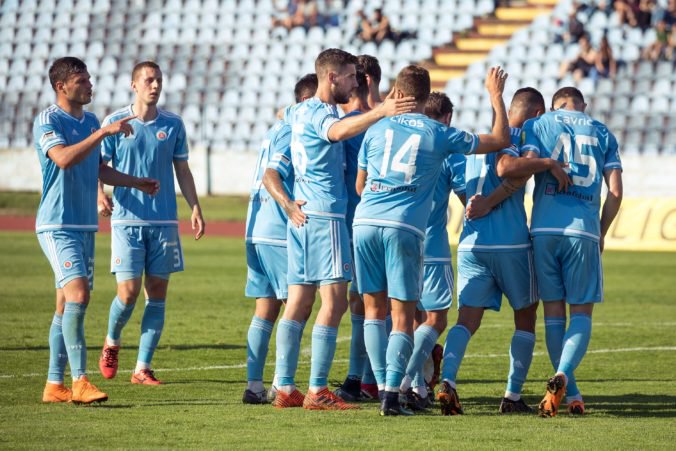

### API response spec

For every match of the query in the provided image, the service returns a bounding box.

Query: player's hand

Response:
[465,194,492,220]
[284,199,307,227]
[102,115,137,137]
[191,206,205,240]
[134,177,160,196]
[379,89,417,117]
[548,160,572,192]
[485,67,508,96]
[97,192,113,217]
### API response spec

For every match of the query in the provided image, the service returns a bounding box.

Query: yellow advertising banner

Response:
[447,196,676,252]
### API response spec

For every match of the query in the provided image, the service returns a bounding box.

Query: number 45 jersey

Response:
[355,113,478,238]
[521,110,622,242]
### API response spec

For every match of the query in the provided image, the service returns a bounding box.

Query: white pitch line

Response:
[1,346,675,380]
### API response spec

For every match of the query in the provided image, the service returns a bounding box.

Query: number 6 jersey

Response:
[521,110,622,242]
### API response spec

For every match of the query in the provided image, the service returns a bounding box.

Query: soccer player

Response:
[354,65,510,416]
[520,87,623,417]
[398,92,466,411]
[96,61,205,385]
[243,73,318,404]
[36,57,159,404]
[437,87,571,416]
[357,54,383,109]
[264,48,416,410]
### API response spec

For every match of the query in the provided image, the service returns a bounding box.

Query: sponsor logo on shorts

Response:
[114,257,122,265]
[63,261,73,269]
[163,241,178,247]
[156,130,168,141]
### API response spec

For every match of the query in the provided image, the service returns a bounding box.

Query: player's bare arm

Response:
[475,67,510,154]
[99,164,160,196]
[174,160,205,240]
[262,167,307,227]
[356,169,367,196]
[326,90,417,142]
[97,179,113,217]
[521,150,573,192]
[599,168,623,253]
[47,116,136,169]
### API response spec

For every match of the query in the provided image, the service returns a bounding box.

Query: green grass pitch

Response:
[1,229,675,449]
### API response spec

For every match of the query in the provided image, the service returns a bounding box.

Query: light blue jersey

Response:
[424,153,466,263]
[101,106,189,227]
[459,127,531,252]
[342,110,365,229]
[354,113,478,238]
[33,104,101,233]
[521,110,622,241]
[245,120,294,246]
[285,98,346,218]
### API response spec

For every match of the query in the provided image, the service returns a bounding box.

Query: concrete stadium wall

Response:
[1,146,675,198]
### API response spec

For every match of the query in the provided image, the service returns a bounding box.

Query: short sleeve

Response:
[443,127,479,155]
[603,131,622,172]
[499,143,520,157]
[100,115,116,162]
[520,119,542,156]
[311,104,340,142]
[35,112,66,155]
[266,125,293,179]
[449,155,466,195]
[173,120,189,161]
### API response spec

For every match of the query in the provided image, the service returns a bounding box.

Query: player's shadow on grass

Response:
[0,343,246,352]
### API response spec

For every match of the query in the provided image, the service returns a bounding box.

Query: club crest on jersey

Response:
[63,261,73,269]
[343,263,351,272]
[156,130,168,141]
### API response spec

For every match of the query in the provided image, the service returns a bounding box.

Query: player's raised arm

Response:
[475,67,510,154]
[174,160,205,240]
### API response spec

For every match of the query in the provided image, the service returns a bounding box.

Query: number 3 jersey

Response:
[521,110,622,241]
[354,113,478,238]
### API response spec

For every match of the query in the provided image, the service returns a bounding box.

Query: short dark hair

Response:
[394,65,430,103]
[358,54,381,84]
[424,91,454,121]
[551,86,585,110]
[354,67,369,99]
[48,57,88,90]
[511,87,545,114]
[315,48,358,78]
[132,61,161,81]
[294,73,318,103]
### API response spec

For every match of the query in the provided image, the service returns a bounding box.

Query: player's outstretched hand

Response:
[192,206,205,240]
[379,89,417,116]
[284,199,307,227]
[485,67,508,96]
[102,115,137,137]
[134,177,160,196]
[548,160,572,192]
[465,194,492,220]
[97,192,113,217]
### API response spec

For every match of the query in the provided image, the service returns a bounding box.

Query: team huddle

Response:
[33,49,623,418]
[244,49,623,417]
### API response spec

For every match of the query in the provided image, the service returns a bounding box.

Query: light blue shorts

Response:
[418,263,454,312]
[287,216,352,285]
[533,235,603,304]
[245,242,288,300]
[457,249,538,312]
[111,226,183,281]
[37,230,95,289]
[353,225,423,302]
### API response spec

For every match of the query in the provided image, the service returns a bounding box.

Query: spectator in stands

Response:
[316,0,342,27]
[591,36,618,82]
[272,0,317,30]
[357,8,394,44]
[653,0,676,27]
[559,34,597,83]
[643,19,670,61]
[668,23,676,60]
[615,0,654,30]
[554,2,586,44]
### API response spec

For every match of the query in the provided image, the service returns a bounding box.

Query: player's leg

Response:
[336,288,368,402]
[363,290,389,395]
[244,297,282,403]
[43,289,70,403]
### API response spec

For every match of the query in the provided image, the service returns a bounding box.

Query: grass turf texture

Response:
[1,230,675,449]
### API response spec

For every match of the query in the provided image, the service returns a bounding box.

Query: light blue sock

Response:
[47,313,67,383]
[62,302,87,379]
[246,316,274,382]
[275,319,303,387]
[347,314,366,379]
[364,319,387,386]
[362,357,376,385]
[412,370,426,389]
[441,325,472,384]
[106,296,136,342]
[385,314,393,336]
[545,317,580,397]
[309,325,338,389]
[405,325,439,381]
[506,330,536,395]
[385,332,413,390]
[138,299,165,365]
[557,313,592,385]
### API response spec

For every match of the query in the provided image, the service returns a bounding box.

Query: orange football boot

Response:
[272,388,306,408]
[538,374,566,417]
[42,383,72,403]
[303,388,360,410]
[71,376,108,404]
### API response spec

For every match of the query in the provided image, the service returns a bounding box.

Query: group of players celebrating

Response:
[244,48,623,417]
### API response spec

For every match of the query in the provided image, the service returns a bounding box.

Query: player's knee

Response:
[255,298,282,321]
[457,317,481,335]
[430,314,447,333]
[515,304,538,332]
